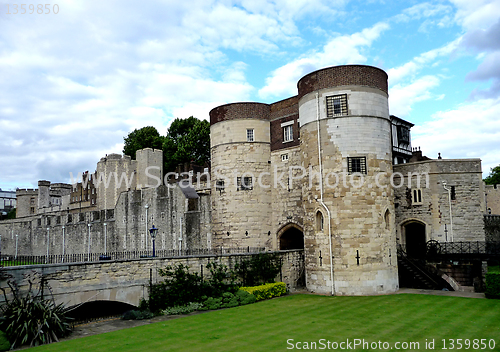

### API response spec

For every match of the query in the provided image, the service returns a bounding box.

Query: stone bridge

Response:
[0,250,304,308]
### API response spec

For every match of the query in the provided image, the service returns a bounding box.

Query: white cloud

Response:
[258,22,390,99]
[450,0,500,31]
[387,39,460,86]
[412,97,500,175]
[389,75,441,117]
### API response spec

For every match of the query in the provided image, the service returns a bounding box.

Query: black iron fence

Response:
[398,241,500,260]
[0,247,266,267]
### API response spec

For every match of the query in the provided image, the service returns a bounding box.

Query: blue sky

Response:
[1,0,499,190]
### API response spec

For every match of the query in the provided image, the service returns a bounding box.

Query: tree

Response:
[123,126,164,160]
[163,117,210,172]
[484,164,500,185]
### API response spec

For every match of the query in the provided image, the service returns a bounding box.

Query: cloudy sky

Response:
[1,0,499,190]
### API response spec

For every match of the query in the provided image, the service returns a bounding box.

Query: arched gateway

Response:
[278,224,304,250]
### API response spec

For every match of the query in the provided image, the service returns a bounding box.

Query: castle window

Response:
[326,94,348,117]
[412,188,423,205]
[30,207,35,214]
[347,157,367,174]
[30,198,35,205]
[237,176,253,191]
[67,214,72,223]
[216,180,225,193]
[316,211,324,232]
[283,125,293,142]
[450,186,456,200]
[397,125,410,144]
[281,154,289,162]
[247,129,254,142]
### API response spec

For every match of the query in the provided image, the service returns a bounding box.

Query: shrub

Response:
[122,310,153,320]
[235,289,257,305]
[0,271,72,349]
[240,282,287,301]
[149,264,209,312]
[163,302,203,315]
[0,331,10,352]
[201,297,223,311]
[485,272,500,298]
[206,261,237,297]
[234,253,282,286]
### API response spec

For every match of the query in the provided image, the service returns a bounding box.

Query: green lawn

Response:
[33,294,500,352]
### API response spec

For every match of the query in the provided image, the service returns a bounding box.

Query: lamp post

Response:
[104,223,107,254]
[87,223,91,261]
[46,227,50,264]
[62,225,65,263]
[149,225,158,257]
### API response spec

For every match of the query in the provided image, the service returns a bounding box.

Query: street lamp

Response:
[149,225,158,257]
[46,227,50,264]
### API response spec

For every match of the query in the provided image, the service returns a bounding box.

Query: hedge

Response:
[239,282,287,301]
[485,272,500,298]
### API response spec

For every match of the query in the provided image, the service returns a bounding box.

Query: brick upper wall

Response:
[210,102,271,126]
[297,65,388,99]
[269,96,300,151]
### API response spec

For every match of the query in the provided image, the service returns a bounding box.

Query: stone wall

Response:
[0,250,304,307]
[0,184,211,256]
[271,146,304,249]
[298,75,398,295]
[485,184,500,215]
[484,215,500,242]
[210,117,273,249]
[393,159,485,243]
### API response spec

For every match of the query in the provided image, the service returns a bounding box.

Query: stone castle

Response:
[1,65,496,295]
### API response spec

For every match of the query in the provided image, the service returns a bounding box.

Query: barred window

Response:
[247,129,254,142]
[326,94,348,117]
[237,176,253,191]
[283,125,293,142]
[347,157,367,174]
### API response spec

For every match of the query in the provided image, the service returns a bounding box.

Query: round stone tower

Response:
[297,65,398,295]
[209,102,273,249]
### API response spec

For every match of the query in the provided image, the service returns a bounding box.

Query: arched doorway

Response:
[404,221,426,258]
[278,225,304,250]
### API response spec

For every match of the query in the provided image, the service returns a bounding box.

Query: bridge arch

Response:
[277,223,304,250]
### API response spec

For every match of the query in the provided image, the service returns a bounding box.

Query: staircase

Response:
[397,247,452,290]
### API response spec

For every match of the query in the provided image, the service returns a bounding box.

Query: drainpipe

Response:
[316,92,334,296]
[443,182,454,242]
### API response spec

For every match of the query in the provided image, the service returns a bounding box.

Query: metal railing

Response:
[0,247,266,267]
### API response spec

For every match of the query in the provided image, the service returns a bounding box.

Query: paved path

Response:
[396,288,485,299]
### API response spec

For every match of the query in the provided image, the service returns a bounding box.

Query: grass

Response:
[32,294,500,352]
